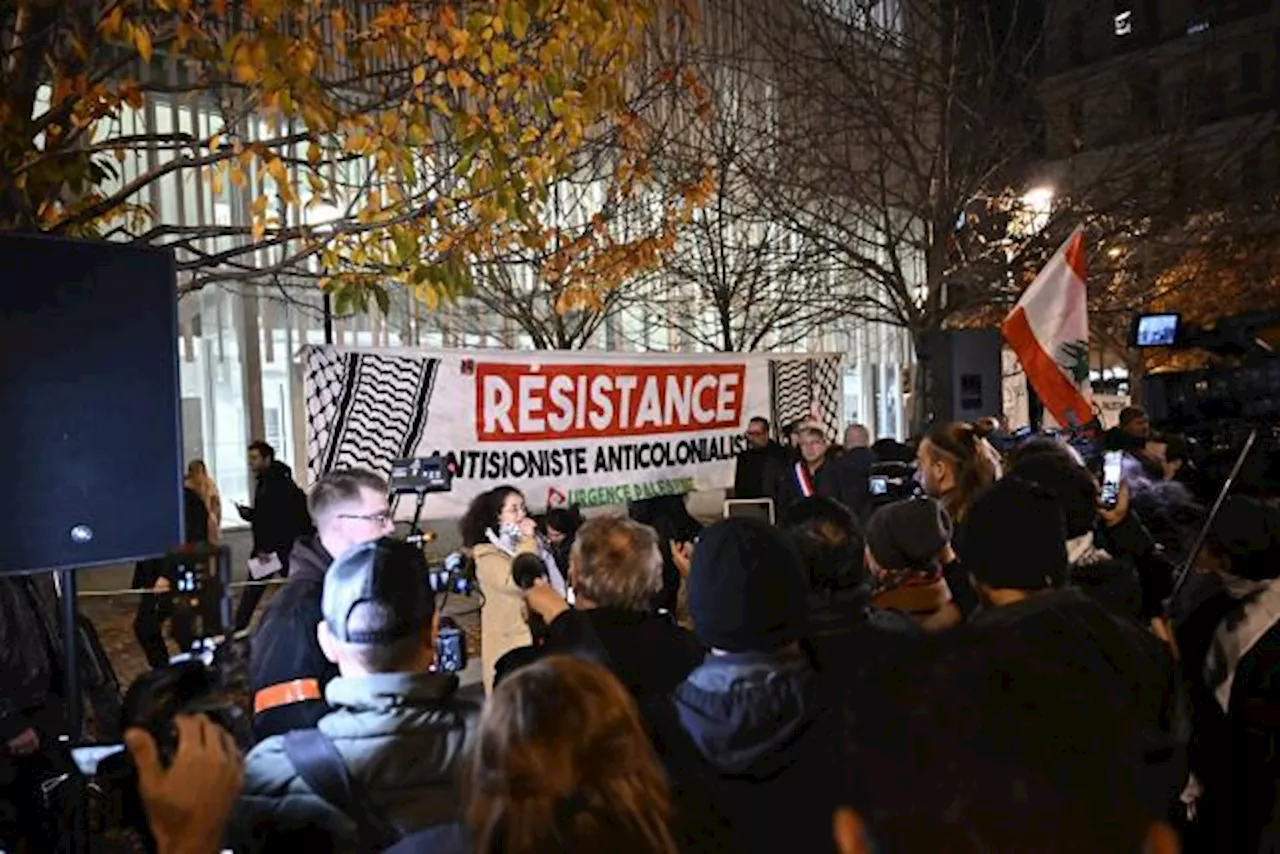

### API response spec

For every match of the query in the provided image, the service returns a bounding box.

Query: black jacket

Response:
[833,447,877,522]
[245,460,312,558]
[648,648,840,854]
[806,586,920,696]
[774,456,854,514]
[1190,594,1280,851]
[733,442,788,501]
[249,535,337,741]
[0,574,64,742]
[494,608,705,707]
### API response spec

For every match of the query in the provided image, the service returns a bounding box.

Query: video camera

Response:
[387,456,473,673]
[869,461,920,507]
[68,543,250,851]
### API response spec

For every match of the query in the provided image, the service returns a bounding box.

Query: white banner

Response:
[302,347,843,518]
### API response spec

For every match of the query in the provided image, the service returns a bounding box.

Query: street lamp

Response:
[1020,186,1054,235]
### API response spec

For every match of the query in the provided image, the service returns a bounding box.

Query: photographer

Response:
[125,714,244,854]
[251,469,393,741]
[498,516,704,709]
[133,483,211,669]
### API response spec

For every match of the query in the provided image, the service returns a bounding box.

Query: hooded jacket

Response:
[647,647,839,854]
[250,535,338,741]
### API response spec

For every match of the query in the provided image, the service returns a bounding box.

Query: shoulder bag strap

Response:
[283,728,404,851]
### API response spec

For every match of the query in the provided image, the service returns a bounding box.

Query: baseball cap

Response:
[322,537,434,644]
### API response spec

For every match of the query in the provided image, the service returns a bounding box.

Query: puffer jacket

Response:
[473,541,534,695]
[647,647,840,854]
[250,535,336,741]
[231,671,480,853]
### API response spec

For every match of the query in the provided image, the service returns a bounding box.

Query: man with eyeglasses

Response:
[732,416,788,501]
[250,468,395,741]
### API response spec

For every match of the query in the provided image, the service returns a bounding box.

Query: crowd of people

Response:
[5,413,1280,854]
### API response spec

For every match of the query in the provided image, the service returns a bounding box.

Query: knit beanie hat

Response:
[866,497,953,571]
[963,477,1068,591]
[688,517,811,652]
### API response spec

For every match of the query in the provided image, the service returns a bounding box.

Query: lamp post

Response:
[306,203,342,345]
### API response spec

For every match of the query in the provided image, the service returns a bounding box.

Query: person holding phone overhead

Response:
[460,486,566,695]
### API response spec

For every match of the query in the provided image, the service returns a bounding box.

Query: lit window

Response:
[1114,11,1133,36]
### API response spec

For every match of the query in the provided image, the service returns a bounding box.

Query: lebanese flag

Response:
[1001,227,1093,429]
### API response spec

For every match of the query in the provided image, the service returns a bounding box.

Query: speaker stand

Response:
[58,567,88,854]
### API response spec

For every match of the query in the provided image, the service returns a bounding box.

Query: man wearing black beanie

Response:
[964,477,1184,824]
[646,517,838,854]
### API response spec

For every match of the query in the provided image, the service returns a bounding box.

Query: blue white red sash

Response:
[794,462,815,498]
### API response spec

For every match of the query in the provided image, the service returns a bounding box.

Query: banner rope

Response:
[75,578,289,598]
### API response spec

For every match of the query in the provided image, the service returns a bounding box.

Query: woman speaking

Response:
[460,486,566,695]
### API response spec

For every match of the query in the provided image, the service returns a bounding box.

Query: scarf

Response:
[794,461,815,498]
[1204,574,1280,712]
[486,522,568,596]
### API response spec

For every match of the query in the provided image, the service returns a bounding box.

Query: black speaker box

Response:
[920,328,1004,425]
[0,234,183,575]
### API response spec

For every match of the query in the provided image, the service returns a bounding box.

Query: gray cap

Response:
[322,537,432,644]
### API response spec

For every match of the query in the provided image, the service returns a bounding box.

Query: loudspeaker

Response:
[920,329,1003,425]
[0,234,183,575]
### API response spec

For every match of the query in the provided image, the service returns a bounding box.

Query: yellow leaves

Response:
[412,65,428,87]
[133,26,153,63]
[99,6,125,37]
[330,9,346,37]
[306,142,322,164]
[209,133,223,153]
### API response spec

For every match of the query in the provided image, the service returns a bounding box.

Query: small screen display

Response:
[724,499,775,525]
[1135,314,1179,347]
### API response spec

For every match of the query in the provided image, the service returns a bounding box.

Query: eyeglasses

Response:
[338,511,393,525]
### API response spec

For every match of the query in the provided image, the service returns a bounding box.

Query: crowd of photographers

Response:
[6,410,1280,853]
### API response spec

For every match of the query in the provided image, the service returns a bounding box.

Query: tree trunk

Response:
[908,324,948,435]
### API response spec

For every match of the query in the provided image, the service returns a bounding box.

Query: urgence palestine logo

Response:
[1056,339,1091,385]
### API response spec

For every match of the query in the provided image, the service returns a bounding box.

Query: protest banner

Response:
[303,346,842,517]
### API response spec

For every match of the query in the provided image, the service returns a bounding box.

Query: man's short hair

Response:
[248,440,275,459]
[798,426,827,443]
[570,516,663,611]
[1118,406,1147,428]
[749,416,770,431]
[309,469,389,523]
[780,498,866,591]
[1008,455,1098,539]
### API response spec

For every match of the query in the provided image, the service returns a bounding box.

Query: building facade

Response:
[73,1,916,522]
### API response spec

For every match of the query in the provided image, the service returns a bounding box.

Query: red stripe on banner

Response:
[1063,230,1087,283]
[1002,307,1093,427]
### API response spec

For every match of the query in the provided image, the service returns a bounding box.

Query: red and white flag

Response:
[1001,227,1093,428]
